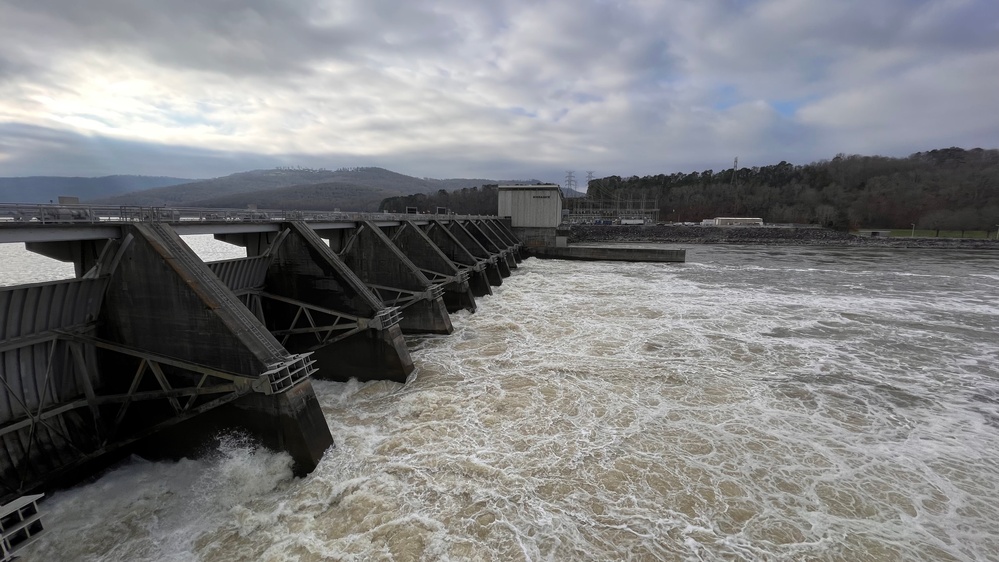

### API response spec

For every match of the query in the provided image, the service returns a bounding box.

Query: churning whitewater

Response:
[13,240,999,561]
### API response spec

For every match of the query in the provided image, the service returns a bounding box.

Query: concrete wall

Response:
[510,226,557,248]
[498,186,563,228]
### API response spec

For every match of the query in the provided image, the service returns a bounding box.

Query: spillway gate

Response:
[0,207,523,503]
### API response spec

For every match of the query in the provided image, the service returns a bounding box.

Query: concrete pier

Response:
[465,221,514,276]
[445,222,505,286]
[222,378,335,475]
[102,224,334,473]
[478,219,522,266]
[422,221,494,298]
[387,221,477,314]
[217,221,416,382]
[337,221,453,335]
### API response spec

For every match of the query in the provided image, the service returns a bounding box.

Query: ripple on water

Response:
[26,247,999,561]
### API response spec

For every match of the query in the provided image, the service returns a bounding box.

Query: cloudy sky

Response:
[1,0,997,183]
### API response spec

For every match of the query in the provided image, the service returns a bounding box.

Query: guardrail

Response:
[0,494,43,562]
[0,203,496,226]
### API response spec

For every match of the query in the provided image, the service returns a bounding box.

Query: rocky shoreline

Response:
[568,225,999,249]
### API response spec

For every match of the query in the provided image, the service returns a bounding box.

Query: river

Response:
[5,238,999,561]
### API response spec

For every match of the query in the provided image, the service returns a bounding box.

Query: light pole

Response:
[911,223,915,237]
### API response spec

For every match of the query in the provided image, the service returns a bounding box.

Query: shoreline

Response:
[567,225,999,249]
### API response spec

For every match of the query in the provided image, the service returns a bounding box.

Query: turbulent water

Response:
[4,238,999,561]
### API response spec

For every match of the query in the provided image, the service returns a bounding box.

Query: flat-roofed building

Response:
[498,184,563,228]
[498,184,564,248]
[713,217,764,226]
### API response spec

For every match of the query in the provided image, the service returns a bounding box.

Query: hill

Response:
[0,175,195,204]
[86,167,535,211]
[88,168,355,206]
[189,181,402,212]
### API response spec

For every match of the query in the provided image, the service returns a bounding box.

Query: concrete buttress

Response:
[465,221,514,276]
[388,221,477,314]
[218,221,415,383]
[477,220,520,268]
[422,221,493,297]
[338,221,453,335]
[446,222,504,286]
[492,220,525,262]
[99,223,333,474]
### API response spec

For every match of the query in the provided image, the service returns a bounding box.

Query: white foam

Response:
[28,247,999,560]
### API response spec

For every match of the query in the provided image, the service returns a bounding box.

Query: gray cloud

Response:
[0,0,997,183]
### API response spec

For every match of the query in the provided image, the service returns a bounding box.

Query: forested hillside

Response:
[379,184,577,215]
[379,185,501,215]
[588,147,999,229]
[191,181,399,211]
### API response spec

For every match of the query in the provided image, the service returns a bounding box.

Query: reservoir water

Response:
[4,239,999,561]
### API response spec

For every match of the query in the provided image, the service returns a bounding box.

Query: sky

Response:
[1,0,998,184]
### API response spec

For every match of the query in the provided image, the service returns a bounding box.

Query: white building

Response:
[497,184,564,228]
[711,217,764,226]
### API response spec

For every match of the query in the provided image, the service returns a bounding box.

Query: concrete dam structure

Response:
[0,207,523,504]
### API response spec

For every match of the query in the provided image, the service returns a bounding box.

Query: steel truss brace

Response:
[254,292,368,347]
[366,283,444,310]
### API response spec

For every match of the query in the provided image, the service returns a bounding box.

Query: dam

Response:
[0,205,525,505]
[0,189,685,522]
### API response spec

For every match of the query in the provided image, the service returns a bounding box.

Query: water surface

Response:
[4,240,997,561]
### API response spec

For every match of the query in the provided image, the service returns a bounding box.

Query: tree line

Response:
[379,185,500,215]
[587,147,999,230]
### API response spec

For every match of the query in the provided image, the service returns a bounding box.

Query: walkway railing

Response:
[0,203,495,226]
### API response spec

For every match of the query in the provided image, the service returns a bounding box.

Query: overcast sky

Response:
[1,0,997,183]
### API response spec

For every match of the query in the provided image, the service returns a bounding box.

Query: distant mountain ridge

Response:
[0,167,541,211]
[0,175,195,204]
[85,167,536,211]
[190,181,403,212]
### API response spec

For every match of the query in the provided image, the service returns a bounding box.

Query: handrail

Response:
[0,203,500,226]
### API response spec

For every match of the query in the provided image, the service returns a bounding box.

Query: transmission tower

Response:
[565,171,576,191]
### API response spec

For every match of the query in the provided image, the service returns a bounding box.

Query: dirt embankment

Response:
[568,225,999,249]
